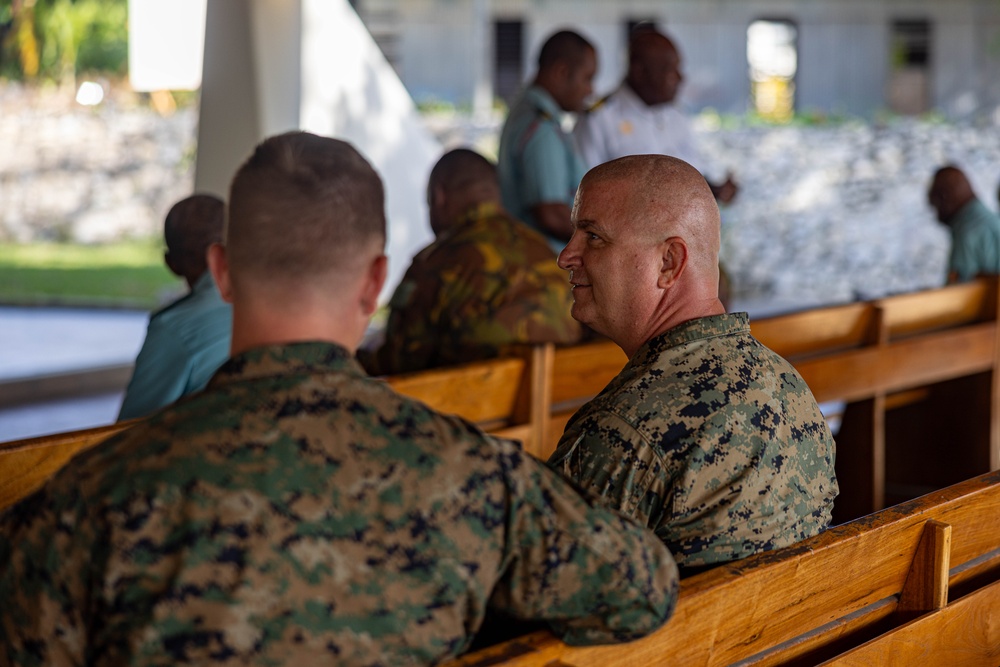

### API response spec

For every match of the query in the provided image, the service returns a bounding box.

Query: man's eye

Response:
[587,232,600,241]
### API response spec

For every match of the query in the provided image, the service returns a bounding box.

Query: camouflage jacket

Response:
[370,202,580,375]
[0,342,677,667]
[548,313,838,574]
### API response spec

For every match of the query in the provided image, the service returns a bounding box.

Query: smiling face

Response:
[557,178,667,347]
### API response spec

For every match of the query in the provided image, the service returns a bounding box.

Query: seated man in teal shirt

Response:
[118,195,232,420]
[928,165,1000,283]
[498,30,596,252]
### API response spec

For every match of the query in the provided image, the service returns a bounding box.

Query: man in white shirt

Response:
[574,28,738,205]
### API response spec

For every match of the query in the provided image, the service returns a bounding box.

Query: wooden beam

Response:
[898,520,952,617]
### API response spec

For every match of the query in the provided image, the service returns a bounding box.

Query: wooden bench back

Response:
[0,420,135,511]
[385,345,552,459]
[544,340,628,458]
[751,302,879,360]
[446,470,1000,667]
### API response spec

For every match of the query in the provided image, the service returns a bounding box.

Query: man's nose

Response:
[558,234,581,270]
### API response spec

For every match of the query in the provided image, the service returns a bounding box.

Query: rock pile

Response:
[3,84,999,311]
[0,83,195,244]
[698,117,1000,309]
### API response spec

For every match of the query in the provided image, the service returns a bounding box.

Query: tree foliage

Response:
[1,0,127,83]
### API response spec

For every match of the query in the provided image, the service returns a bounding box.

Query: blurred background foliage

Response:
[0,0,127,83]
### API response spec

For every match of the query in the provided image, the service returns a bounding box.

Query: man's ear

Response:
[360,254,388,316]
[658,237,688,289]
[206,243,234,303]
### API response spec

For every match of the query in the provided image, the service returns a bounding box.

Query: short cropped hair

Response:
[227,132,385,281]
[164,194,224,277]
[537,30,594,70]
[429,148,497,194]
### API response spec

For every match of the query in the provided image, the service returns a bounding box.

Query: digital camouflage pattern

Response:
[548,313,838,574]
[0,342,678,667]
[369,202,580,375]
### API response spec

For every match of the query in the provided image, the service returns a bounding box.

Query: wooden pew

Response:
[445,469,1000,667]
[750,277,1000,521]
[544,340,627,458]
[0,346,554,512]
[0,420,135,511]
[385,345,552,459]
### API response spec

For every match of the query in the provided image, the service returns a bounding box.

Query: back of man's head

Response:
[427,149,500,235]
[537,30,593,71]
[226,132,386,288]
[928,165,976,225]
[164,194,224,287]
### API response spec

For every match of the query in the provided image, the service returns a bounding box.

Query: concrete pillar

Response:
[195,0,440,300]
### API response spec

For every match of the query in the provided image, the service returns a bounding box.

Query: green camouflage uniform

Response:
[370,202,580,375]
[548,313,838,574]
[0,342,678,666]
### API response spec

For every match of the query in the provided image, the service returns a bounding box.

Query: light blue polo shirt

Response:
[948,199,1000,282]
[498,85,587,252]
[118,272,232,420]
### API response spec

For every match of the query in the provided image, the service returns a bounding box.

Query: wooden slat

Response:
[447,471,1000,667]
[879,323,996,393]
[821,578,1000,667]
[878,277,995,340]
[386,357,526,425]
[751,302,876,360]
[898,520,951,616]
[788,348,883,403]
[550,341,627,406]
[0,420,135,510]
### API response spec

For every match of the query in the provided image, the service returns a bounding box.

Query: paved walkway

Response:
[0,307,148,440]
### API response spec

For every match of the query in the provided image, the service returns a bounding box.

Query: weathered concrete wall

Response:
[0,84,195,243]
[363,0,1000,119]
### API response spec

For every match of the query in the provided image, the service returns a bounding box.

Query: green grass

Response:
[0,242,185,309]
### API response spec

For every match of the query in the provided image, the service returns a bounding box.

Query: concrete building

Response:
[353,0,1000,119]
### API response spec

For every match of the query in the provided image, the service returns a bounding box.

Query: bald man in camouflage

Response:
[368,148,580,375]
[548,155,838,576]
[0,133,679,665]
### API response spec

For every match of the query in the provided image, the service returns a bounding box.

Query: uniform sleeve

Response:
[546,409,669,530]
[490,438,678,645]
[118,314,193,420]
[376,251,452,375]
[520,124,574,208]
[0,484,103,666]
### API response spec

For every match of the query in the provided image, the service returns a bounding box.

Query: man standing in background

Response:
[498,29,596,252]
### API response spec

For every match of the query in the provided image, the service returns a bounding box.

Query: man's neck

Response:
[229,299,364,358]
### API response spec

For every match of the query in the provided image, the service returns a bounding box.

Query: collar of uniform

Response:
[526,85,564,121]
[208,341,364,388]
[635,312,751,361]
[456,201,504,226]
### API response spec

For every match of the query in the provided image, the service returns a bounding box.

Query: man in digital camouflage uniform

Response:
[368,148,581,375]
[548,154,837,576]
[0,133,679,666]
